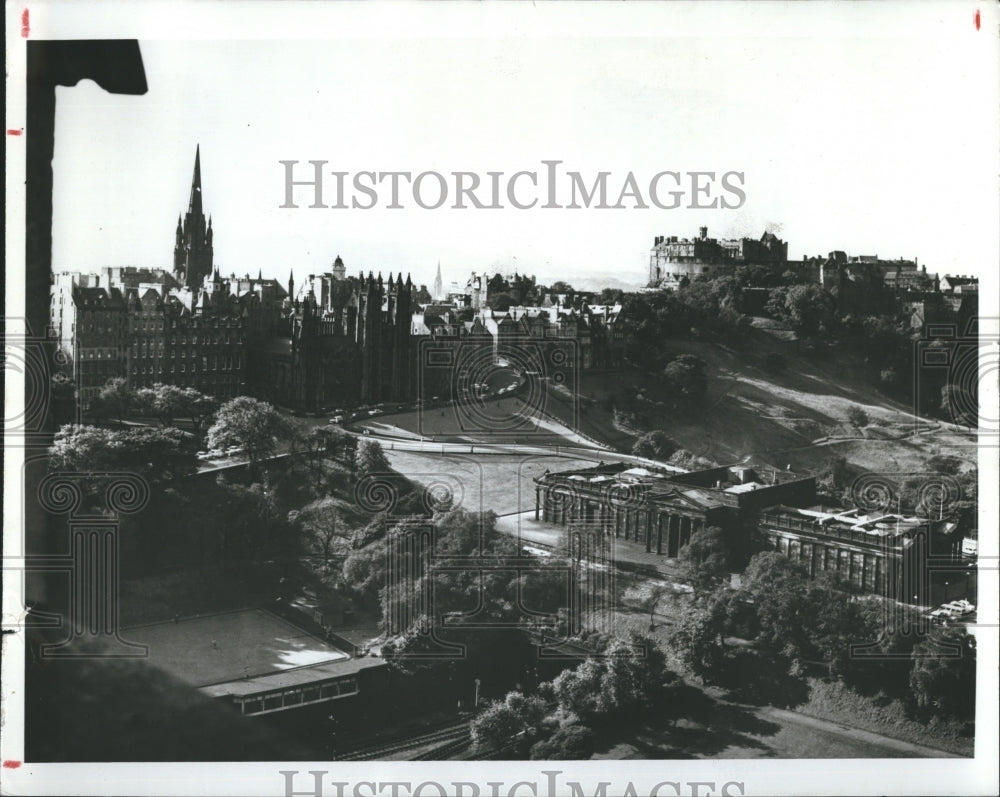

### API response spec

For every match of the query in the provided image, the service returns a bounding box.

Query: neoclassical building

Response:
[755,505,964,603]
[534,461,816,557]
[535,461,968,603]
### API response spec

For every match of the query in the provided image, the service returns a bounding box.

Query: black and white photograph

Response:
[3,2,998,795]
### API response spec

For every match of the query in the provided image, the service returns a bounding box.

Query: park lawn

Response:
[124,608,348,687]
[369,395,587,447]
[384,450,598,516]
[119,563,285,626]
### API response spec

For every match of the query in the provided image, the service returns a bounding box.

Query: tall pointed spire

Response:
[174,145,213,288]
[188,144,203,216]
[433,260,443,300]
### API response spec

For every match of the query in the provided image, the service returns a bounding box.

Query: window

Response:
[302,686,321,703]
[262,695,282,712]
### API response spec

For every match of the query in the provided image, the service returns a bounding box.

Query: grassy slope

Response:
[562,328,976,474]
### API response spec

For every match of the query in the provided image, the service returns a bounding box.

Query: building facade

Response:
[51,148,632,414]
[535,461,967,603]
[534,461,816,558]
[648,227,788,287]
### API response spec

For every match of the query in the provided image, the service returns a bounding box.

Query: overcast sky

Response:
[47,4,998,290]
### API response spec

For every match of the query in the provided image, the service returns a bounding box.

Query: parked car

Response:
[196,451,210,459]
[329,416,344,424]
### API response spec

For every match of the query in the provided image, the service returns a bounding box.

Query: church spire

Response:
[433,260,443,300]
[174,145,213,288]
[188,144,203,217]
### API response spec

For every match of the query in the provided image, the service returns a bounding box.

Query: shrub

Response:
[846,406,869,428]
[529,725,595,760]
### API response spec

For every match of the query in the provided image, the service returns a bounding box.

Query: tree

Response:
[643,582,671,630]
[909,629,976,719]
[661,355,707,410]
[529,725,595,760]
[766,284,836,336]
[596,635,671,714]
[292,496,352,565]
[354,438,391,479]
[341,542,389,599]
[489,293,516,312]
[136,384,219,442]
[740,553,812,657]
[470,691,548,752]
[846,406,869,428]
[677,526,730,600]
[49,424,197,486]
[669,596,730,680]
[295,426,348,493]
[631,430,679,461]
[94,377,135,425]
[205,397,290,481]
[547,634,674,718]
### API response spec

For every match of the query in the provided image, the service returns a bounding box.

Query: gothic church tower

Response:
[173,145,214,288]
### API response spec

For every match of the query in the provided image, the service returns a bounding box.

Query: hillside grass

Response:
[547,328,976,475]
[797,677,974,757]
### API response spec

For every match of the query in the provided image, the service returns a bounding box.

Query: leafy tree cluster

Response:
[206,396,292,481]
[668,552,976,721]
[630,430,679,461]
[621,278,751,367]
[470,633,681,759]
[661,354,708,412]
[764,284,837,337]
[87,378,220,441]
[49,424,198,487]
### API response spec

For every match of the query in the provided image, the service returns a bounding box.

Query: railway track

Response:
[410,733,473,761]
[333,720,471,761]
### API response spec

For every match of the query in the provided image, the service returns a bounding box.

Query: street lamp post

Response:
[474,678,481,709]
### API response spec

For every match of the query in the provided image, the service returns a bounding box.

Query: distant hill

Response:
[538,273,645,293]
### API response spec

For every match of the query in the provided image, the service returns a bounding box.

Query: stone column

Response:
[680,516,691,550]
[662,515,671,557]
[535,487,540,521]
[35,473,150,658]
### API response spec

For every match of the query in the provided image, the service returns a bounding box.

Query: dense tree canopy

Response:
[49,424,197,486]
[206,397,290,480]
[136,383,219,441]
[631,430,679,461]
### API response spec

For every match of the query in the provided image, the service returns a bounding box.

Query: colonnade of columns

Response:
[535,485,703,559]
